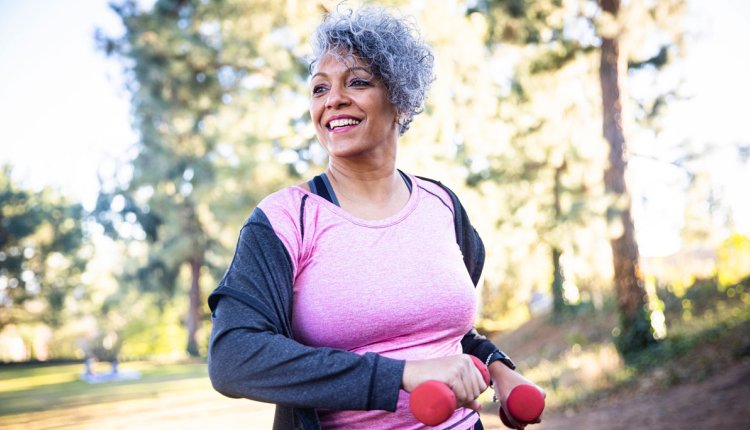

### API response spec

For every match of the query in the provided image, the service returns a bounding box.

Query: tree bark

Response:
[551,162,566,317]
[551,246,565,316]
[186,256,203,357]
[599,0,656,353]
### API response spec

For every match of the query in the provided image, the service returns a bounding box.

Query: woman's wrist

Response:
[488,360,515,383]
[401,359,415,391]
[488,361,519,400]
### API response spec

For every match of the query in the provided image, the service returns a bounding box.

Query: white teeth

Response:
[328,118,361,129]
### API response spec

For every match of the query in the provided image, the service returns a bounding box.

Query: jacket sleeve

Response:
[207,208,404,411]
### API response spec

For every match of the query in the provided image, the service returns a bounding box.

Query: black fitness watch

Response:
[485,349,516,370]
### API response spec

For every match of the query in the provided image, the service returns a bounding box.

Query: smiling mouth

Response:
[326,118,362,131]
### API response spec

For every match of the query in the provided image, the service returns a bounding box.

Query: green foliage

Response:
[622,275,749,370]
[0,361,209,417]
[497,273,750,410]
[0,166,87,329]
[78,0,693,359]
[467,0,687,336]
[94,0,324,355]
[716,234,750,286]
[657,274,750,322]
[614,305,658,358]
[474,0,569,46]
[462,1,611,317]
[625,298,750,374]
[118,304,186,359]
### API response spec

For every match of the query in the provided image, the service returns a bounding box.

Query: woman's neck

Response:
[325,161,410,220]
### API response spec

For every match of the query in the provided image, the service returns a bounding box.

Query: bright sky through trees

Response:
[0,0,133,210]
[628,0,750,255]
[0,0,748,257]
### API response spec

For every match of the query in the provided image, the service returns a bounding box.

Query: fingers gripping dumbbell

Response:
[409,355,490,426]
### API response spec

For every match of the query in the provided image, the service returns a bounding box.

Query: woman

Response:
[208,6,541,430]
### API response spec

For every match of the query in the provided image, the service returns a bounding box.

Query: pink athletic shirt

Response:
[258,174,479,429]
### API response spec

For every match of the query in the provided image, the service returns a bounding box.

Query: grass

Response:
[0,359,276,429]
[0,360,209,417]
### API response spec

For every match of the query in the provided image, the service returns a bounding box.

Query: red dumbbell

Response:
[409,355,490,426]
[498,384,545,429]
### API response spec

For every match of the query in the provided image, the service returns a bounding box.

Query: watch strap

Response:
[485,349,516,370]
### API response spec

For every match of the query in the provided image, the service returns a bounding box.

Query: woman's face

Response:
[309,52,399,160]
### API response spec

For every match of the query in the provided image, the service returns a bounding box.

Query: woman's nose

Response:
[325,85,350,109]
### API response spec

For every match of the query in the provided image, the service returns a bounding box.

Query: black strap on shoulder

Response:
[397,169,413,193]
[312,175,334,204]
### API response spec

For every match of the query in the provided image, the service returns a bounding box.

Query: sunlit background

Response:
[2,0,748,253]
[1,0,749,429]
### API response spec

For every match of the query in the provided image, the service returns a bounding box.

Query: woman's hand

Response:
[489,362,546,429]
[402,354,488,411]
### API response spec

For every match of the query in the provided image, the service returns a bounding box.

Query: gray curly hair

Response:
[309,5,435,134]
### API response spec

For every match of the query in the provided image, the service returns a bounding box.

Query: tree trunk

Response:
[599,0,656,354]
[186,256,203,357]
[551,246,565,317]
[551,162,566,317]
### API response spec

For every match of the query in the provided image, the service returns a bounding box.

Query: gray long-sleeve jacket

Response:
[207,178,499,429]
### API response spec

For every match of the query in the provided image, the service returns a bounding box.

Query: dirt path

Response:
[480,359,750,430]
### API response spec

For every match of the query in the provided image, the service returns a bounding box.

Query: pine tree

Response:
[97,0,323,356]
[474,0,685,351]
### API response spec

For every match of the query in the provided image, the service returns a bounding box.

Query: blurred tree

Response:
[96,0,324,356]
[0,166,87,330]
[599,0,657,353]
[96,0,230,357]
[716,233,750,287]
[464,0,607,318]
[472,0,685,350]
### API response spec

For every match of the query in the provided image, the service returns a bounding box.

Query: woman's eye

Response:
[350,79,370,87]
[312,85,327,95]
